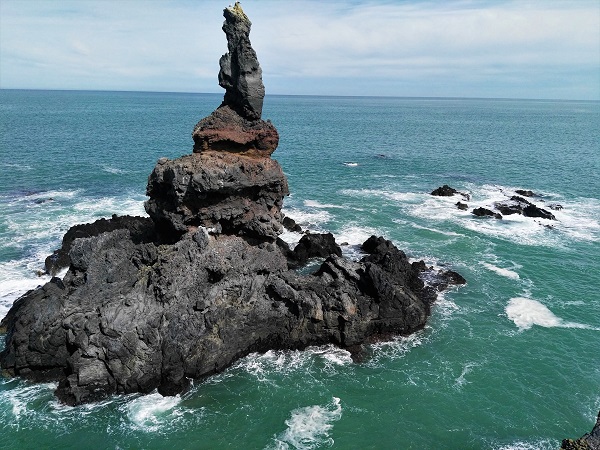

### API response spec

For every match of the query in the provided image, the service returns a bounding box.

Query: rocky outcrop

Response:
[494,195,555,220]
[192,3,277,156]
[515,189,537,197]
[0,3,465,405]
[0,225,462,405]
[472,207,502,219]
[44,215,155,275]
[431,185,469,200]
[145,151,288,241]
[562,412,600,450]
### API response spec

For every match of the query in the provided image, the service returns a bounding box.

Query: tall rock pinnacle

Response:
[192,2,278,156]
[219,2,265,120]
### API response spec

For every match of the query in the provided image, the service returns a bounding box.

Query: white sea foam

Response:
[395,182,600,247]
[281,206,331,231]
[0,381,57,427]
[342,162,358,167]
[123,392,184,433]
[102,166,128,175]
[340,188,422,203]
[303,200,344,209]
[410,223,464,237]
[493,439,558,450]
[268,397,342,450]
[367,331,425,367]
[454,362,479,389]
[482,262,520,280]
[234,345,353,383]
[506,297,597,331]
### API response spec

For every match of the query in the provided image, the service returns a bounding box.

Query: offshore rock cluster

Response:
[0,3,464,405]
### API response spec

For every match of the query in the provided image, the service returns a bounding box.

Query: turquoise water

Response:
[1,90,599,449]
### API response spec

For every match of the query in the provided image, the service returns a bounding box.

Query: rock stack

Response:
[0,3,464,405]
[146,2,286,242]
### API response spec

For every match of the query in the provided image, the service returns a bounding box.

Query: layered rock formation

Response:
[0,3,464,405]
[192,2,278,156]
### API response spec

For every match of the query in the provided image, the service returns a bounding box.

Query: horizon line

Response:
[1,87,598,103]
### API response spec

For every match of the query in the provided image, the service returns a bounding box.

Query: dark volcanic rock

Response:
[431,185,469,200]
[218,2,264,121]
[562,411,600,450]
[456,202,468,211]
[290,233,342,266]
[145,151,289,241]
[282,216,302,233]
[192,3,277,155]
[45,215,155,275]
[431,185,459,196]
[472,207,502,219]
[515,189,537,197]
[0,232,445,405]
[494,195,555,220]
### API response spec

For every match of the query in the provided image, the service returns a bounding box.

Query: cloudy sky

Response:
[1,0,598,100]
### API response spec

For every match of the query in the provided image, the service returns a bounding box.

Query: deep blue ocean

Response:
[0,89,599,449]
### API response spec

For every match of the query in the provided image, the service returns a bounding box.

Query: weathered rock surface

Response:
[515,189,537,197]
[145,151,288,241]
[44,215,155,275]
[494,195,555,220]
[192,3,277,155]
[431,185,469,200]
[562,411,600,450]
[192,105,279,156]
[472,207,502,219]
[0,224,460,405]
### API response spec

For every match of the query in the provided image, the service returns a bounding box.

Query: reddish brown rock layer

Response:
[192,105,279,157]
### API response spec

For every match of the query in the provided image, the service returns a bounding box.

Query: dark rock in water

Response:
[515,189,537,197]
[192,3,277,156]
[145,151,289,242]
[472,207,502,219]
[282,216,302,233]
[494,195,555,220]
[431,185,469,200]
[522,204,555,220]
[290,233,342,267]
[44,215,156,275]
[431,185,459,196]
[456,202,468,211]
[561,411,600,450]
[0,231,448,405]
[548,203,563,211]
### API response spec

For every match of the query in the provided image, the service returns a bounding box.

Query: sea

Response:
[0,89,598,449]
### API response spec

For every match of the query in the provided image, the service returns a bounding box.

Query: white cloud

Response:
[0,0,598,99]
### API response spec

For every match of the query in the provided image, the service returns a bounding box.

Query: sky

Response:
[0,0,599,100]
